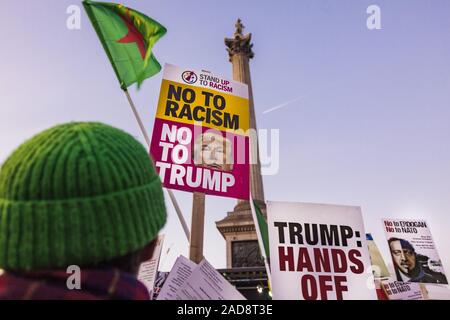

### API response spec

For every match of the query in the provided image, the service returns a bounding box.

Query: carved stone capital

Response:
[225,19,254,61]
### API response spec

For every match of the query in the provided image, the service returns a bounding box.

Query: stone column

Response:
[216,19,267,268]
[225,19,265,210]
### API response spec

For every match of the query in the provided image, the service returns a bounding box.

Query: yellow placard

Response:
[156,80,250,132]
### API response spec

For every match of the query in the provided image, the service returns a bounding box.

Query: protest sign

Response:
[157,255,245,300]
[366,233,390,278]
[373,279,388,300]
[137,234,164,299]
[150,64,250,200]
[157,255,197,300]
[424,283,450,300]
[152,271,170,300]
[175,259,246,300]
[380,279,424,300]
[267,201,376,300]
[382,218,448,285]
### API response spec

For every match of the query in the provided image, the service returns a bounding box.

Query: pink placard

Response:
[150,118,250,200]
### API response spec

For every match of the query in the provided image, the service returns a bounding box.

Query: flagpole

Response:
[124,89,151,146]
[123,88,190,240]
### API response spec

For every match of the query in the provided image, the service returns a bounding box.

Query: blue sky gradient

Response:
[1,0,449,274]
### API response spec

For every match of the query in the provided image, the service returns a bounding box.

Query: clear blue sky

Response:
[1,0,450,273]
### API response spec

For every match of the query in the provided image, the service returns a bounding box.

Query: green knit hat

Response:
[0,122,166,271]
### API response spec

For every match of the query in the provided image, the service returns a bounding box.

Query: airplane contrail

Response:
[262,96,304,114]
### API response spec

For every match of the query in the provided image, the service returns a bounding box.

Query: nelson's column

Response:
[216,19,268,284]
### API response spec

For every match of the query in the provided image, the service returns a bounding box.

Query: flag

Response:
[253,200,270,261]
[249,198,272,298]
[83,0,167,89]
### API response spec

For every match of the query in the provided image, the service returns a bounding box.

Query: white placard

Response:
[381,279,424,300]
[137,234,164,299]
[382,218,448,285]
[156,255,197,300]
[175,259,246,300]
[267,201,377,300]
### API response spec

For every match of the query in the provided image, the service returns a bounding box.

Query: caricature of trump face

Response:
[193,132,233,171]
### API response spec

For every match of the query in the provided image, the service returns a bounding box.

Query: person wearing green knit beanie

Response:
[0,122,167,300]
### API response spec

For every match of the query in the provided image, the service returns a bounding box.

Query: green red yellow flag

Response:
[253,199,270,261]
[83,0,167,89]
[250,198,272,298]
